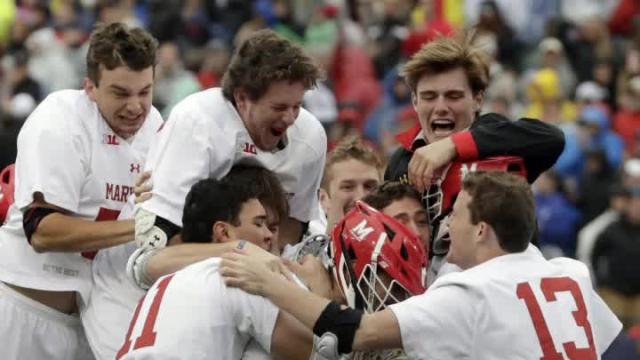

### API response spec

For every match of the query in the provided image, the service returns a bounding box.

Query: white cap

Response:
[539,37,563,53]
[9,93,36,119]
[576,81,607,102]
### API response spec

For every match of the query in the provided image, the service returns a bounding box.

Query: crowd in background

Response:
[0,0,639,334]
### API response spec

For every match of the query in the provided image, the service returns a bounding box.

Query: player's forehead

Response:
[257,80,306,105]
[330,159,381,184]
[97,64,154,91]
[237,198,267,222]
[383,196,425,217]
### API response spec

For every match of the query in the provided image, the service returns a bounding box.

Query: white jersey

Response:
[140,88,326,227]
[117,258,279,360]
[390,246,622,360]
[0,89,162,301]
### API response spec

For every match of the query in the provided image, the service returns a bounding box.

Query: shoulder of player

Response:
[287,108,326,157]
[547,256,590,278]
[19,90,87,137]
[166,88,235,132]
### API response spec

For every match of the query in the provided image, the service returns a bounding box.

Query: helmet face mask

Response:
[331,201,427,312]
[424,156,528,257]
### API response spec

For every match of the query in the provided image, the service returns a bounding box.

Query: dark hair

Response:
[86,22,158,86]
[362,181,423,212]
[221,29,322,104]
[181,179,256,243]
[222,163,289,223]
[462,171,535,253]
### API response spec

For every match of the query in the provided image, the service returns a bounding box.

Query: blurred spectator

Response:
[524,67,577,123]
[608,0,640,37]
[576,80,610,115]
[473,0,522,72]
[578,149,619,224]
[144,0,182,42]
[534,170,581,258]
[0,0,16,48]
[270,0,306,43]
[536,37,577,100]
[366,0,411,79]
[363,65,411,149]
[563,16,614,84]
[303,81,338,131]
[592,186,640,329]
[195,41,230,89]
[555,106,624,184]
[402,0,454,59]
[614,76,640,157]
[577,184,629,282]
[25,27,82,93]
[153,41,201,117]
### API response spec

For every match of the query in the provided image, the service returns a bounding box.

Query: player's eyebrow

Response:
[109,84,152,92]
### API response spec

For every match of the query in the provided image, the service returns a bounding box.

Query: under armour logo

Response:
[242,142,257,155]
[103,134,120,145]
[130,163,141,173]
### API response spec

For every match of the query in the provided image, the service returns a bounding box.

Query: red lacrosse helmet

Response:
[0,164,15,224]
[425,156,527,255]
[330,201,427,312]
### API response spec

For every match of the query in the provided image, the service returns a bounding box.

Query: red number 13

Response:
[517,277,597,360]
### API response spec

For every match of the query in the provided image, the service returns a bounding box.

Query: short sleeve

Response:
[14,97,86,212]
[389,284,477,359]
[224,286,280,353]
[288,132,326,223]
[141,108,220,227]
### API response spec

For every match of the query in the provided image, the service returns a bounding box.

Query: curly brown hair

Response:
[86,22,158,86]
[222,29,323,104]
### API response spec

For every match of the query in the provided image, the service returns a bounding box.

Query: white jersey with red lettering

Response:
[390,246,622,359]
[116,257,279,360]
[0,89,162,302]
[81,201,147,360]
[140,88,326,228]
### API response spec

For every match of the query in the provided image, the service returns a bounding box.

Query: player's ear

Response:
[84,77,97,101]
[213,221,234,243]
[233,89,249,113]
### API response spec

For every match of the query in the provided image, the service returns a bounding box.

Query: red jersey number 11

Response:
[116,274,175,359]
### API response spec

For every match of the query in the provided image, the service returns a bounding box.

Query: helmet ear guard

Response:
[331,201,428,312]
[0,164,15,224]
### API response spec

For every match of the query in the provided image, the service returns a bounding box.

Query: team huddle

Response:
[0,22,624,360]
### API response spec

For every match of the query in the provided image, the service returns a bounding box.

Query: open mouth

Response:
[430,119,456,137]
[270,127,285,137]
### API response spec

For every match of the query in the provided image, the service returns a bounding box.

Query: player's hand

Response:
[408,137,457,193]
[134,171,152,204]
[220,247,290,296]
[284,256,333,299]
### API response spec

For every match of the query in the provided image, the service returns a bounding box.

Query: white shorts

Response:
[0,281,94,360]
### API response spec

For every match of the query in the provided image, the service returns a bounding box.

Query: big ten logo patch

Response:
[103,134,120,145]
[242,142,257,155]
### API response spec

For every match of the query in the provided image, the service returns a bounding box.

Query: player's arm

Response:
[221,251,402,354]
[270,311,313,360]
[463,113,565,182]
[26,195,133,253]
